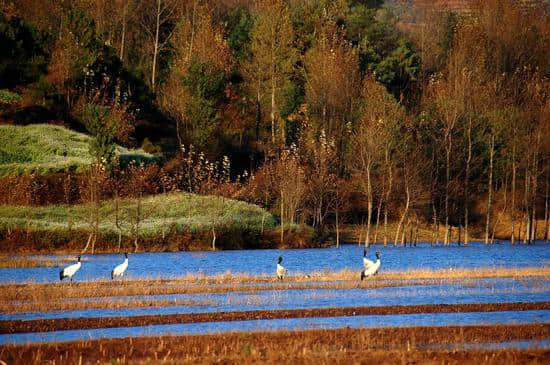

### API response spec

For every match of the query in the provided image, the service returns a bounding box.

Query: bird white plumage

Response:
[60,256,81,281]
[276,256,287,280]
[361,251,381,280]
[112,253,129,279]
[363,249,375,270]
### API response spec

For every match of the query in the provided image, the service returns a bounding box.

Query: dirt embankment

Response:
[2,302,548,334]
[1,324,549,364]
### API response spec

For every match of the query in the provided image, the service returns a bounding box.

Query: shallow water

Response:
[1,310,548,345]
[1,241,549,283]
[3,277,548,321]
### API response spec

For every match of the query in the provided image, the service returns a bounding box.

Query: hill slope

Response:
[0,124,154,176]
[0,192,278,251]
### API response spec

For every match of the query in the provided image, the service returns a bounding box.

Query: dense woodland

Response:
[0,0,549,248]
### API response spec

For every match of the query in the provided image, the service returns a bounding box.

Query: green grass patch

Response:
[0,124,155,176]
[0,89,21,104]
[0,192,277,240]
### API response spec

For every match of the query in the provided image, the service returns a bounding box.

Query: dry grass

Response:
[0,297,214,314]
[1,324,548,364]
[378,267,550,280]
[177,266,550,282]
[0,279,415,304]
[1,267,547,304]
[0,255,87,268]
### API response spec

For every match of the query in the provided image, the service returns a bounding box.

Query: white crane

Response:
[361,251,381,280]
[60,256,82,282]
[363,249,374,270]
[276,256,287,281]
[111,253,129,279]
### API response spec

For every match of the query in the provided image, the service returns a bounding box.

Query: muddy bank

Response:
[1,324,548,364]
[2,302,548,334]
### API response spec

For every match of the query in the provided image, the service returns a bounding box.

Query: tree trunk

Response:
[115,192,121,252]
[414,220,419,246]
[383,146,392,247]
[280,190,284,245]
[523,167,531,245]
[383,209,388,247]
[464,118,472,246]
[188,0,197,62]
[409,221,414,246]
[530,137,539,243]
[365,161,372,248]
[432,202,438,246]
[394,184,410,246]
[444,133,451,246]
[270,20,276,144]
[485,135,495,244]
[271,77,276,143]
[82,233,93,254]
[151,0,161,92]
[400,221,407,246]
[212,227,216,251]
[545,168,549,242]
[335,199,340,248]
[256,80,261,141]
[374,197,382,244]
[510,143,516,244]
[119,0,128,60]
[134,195,141,252]
[492,175,508,243]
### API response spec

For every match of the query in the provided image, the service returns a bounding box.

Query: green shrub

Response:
[0,89,21,104]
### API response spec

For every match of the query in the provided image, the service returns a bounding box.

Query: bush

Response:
[142,137,162,155]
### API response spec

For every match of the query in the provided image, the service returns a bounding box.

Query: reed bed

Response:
[0,297,214,314]
[158,266,550,283]
[0,279,438,303]
[1,324,548,364]
[0,255,88,268]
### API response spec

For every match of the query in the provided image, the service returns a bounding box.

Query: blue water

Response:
[1,310,548,345]
[3,278,548,321]
[1,241,549,283]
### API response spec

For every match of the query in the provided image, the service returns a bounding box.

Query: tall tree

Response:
[352,74,399,246]
[305,21,361,167]
[249,0,296,144]
[138,0,179,92]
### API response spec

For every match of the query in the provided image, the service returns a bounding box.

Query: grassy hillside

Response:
[0,124,154,176]
[0,192,277,250]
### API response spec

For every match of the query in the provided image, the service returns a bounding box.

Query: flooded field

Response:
[1,241,548,363]
[1,241,548,283]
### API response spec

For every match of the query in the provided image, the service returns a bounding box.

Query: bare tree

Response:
[139,0,179,92]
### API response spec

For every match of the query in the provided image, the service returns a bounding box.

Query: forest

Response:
[0,0,548,251]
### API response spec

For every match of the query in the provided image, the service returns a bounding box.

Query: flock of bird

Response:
[59,251,382,282]
[59,253,129,282]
